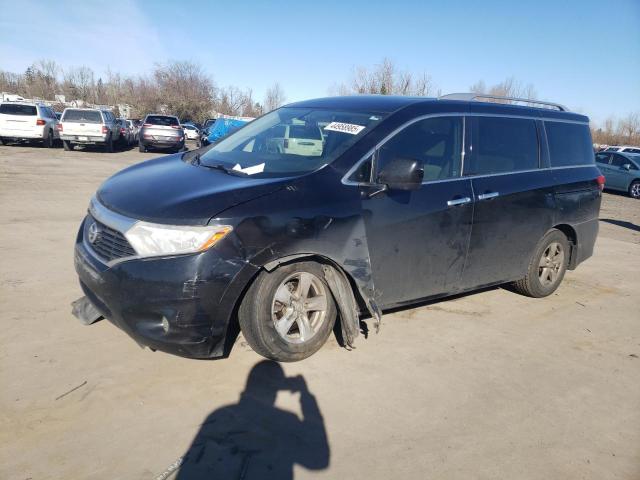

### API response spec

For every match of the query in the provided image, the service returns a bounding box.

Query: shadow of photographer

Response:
[175,360,330,479]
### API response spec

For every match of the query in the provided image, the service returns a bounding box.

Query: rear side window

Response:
[289,125,322,140]
[545,122,594,167]
[63,110,103,123]
[377,116,463,182]
[595,152,610,165]
[466,117,539,175]
[0,104,37,116]
[146,115,179,126]
[610,155,628,167]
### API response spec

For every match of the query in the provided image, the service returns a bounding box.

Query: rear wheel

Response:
[43,129,53,148]
[239,262,336,362]
[63,140,74,151]
[138,143,146,153]
[104,135,113,153]
[512,229,569,298]
[629,180,640,199]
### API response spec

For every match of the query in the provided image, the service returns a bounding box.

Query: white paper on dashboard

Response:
[233,163,265,175]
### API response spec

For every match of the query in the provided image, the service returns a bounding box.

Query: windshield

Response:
[200,107,386,178]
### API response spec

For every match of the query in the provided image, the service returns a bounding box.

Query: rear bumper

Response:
[0,128,46,140]
[61,134,108,144]
[140,137,184,149]
[73,218,257,358]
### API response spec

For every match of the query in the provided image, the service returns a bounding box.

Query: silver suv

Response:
[139,114,184,153]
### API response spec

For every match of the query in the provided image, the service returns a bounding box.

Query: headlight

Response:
[124,222,232,257]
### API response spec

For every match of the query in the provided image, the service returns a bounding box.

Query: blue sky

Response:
[0,0,638,124]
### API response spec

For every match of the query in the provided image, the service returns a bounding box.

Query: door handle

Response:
[478,191,500,200]
[447,196,471,206]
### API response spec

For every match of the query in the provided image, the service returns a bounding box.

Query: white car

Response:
[0,102,59,147]
[605,145,640,154]
[182,124,200,140]
[58,108,121,152]
[266,124,324,156]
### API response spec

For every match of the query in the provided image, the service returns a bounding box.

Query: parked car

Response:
[604,145,640,154]
[126,120,138,143]
[58,108,120,152]
[182,123,200,140]
[265,123,324,156]
[596,151,640,198]
[0,101,59,147]
[115,118,134,146]
[139,114,184,153]
[73,94,602,362]
[199,118,250,147]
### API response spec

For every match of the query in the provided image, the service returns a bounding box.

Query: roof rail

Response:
[438,93,568,112]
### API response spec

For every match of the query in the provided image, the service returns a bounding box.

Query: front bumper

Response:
[74,217,256,358]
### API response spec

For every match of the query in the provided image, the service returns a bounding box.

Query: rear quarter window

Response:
[0,104,37,116]
[63,110,103,123]
[546,122,594,167]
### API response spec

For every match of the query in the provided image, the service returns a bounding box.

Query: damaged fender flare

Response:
[262,254,382,346]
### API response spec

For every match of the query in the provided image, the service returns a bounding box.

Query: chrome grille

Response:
[84,214,136,262]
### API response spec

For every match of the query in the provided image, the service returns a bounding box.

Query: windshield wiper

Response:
[201,162,249,176]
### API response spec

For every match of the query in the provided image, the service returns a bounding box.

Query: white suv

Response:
[58,108,120,152]
[0,102,59,147]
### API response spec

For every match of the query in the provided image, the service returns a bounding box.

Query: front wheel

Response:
[239,262,336,362]
[511,229,569,298]
[629,180,640,199]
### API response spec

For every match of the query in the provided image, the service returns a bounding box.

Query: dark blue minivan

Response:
[73,94,603,361]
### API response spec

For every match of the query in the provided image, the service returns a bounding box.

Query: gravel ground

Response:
[1,143,639,480]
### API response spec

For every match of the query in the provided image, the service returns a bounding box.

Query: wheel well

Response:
[552,224,578,268]
[552,224,577,246]
[262,254,368,313]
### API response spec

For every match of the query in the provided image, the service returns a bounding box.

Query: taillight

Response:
[36,119,46,126]
[596,175,605,191]
[102,126,109,134]
[56,123,63,131]
[120,127,126,134]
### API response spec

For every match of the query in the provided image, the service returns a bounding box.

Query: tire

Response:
[63,140,74,151]
[511,229,570,298]
[629,180,640,199]
[104,135,113,153]
[138,143,146,153]
[239,261,337,362]
[43,129,53,148]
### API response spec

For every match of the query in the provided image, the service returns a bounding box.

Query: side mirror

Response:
[378,157,424,191]
[622,163,631,171]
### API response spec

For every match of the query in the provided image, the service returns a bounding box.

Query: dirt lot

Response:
[1,143,639,479]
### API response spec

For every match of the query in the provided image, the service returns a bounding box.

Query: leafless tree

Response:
[264,82,286,112]
[470,76,537,102]
[334,57,437,96]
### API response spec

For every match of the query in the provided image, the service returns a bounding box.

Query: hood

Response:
[97,154,287,225]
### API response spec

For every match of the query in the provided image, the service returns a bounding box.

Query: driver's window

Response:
[376,116,463,182]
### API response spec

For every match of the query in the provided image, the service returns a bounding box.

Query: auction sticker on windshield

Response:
[324,122,365,135]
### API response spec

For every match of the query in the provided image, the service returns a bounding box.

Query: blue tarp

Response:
[207,118,249,143]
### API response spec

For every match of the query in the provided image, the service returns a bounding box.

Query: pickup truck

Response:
[58,108,121,152]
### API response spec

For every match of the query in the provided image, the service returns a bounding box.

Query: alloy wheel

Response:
[271,272,328,344]
[538,241,565,287]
